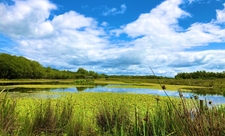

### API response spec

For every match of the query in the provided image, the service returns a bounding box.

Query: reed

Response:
[0,89,18,135]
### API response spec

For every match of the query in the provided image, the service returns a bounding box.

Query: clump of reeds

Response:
[29,99,58,135]
[135,94,225,136]
[162,91,225,136]
[96,102,132,135]
[0,89,18,135]
[27,95,86,135]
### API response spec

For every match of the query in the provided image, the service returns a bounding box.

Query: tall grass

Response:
[0,89,18,135]
[94,92,225,135]
[96,101,132,135]
[1,89,225,135]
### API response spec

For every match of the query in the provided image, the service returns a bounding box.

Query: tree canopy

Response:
[175,70,225,79]
[0,53,101,79]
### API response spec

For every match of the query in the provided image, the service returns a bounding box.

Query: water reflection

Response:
[3,84,225,105]
[77,86,94,92]
[182,88,223,96]
[6,87,54,93]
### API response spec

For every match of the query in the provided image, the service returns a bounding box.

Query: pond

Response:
[3,84,225,105]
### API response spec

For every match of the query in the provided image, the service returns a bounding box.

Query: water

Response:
[4,84,225,105]
[57,85,225,105]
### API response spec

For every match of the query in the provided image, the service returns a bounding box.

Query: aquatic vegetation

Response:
[74,79,95,85]
[1,89,225,135]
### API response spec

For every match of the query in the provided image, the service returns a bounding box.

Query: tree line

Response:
[105,75,171,79]
[0,53,103,79]
[175,70,225,79]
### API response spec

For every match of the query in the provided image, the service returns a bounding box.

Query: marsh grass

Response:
[1,89,225,135]
[94,92,225,136]
[96,101,132,135]
[0,89,18,135]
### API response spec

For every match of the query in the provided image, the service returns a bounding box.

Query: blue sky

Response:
[0,0,225,77]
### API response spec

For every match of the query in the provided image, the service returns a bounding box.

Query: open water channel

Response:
[4,84,225,105]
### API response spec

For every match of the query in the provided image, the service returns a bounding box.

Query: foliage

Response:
[175,70,225,79]
[74,79,95,85]
[0,53,103,79]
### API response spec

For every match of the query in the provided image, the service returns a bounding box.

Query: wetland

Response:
[1,79,225,135]
[1,79,225,104]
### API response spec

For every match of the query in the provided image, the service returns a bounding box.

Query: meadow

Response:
[1,88,225,135]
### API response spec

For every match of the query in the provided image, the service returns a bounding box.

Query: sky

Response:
[0,0,225,77]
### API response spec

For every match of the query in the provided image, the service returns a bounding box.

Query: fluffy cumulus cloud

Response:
[0,0,56,38]
[122,0,190,37]
[1,0,225,76]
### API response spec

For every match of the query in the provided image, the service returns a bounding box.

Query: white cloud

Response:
[1,0,225,76]
[119,0,225,49]
[122,0,190,37]
[102,4,127,16]
[0,0,56,38]
[101,22,108,27]
[52,11,95,30]
[216,3,225,23]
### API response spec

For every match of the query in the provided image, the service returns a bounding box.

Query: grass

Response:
[1,88,225,135]
[0,89,18,135]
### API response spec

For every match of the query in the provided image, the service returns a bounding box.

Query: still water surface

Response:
[6,84,225,105]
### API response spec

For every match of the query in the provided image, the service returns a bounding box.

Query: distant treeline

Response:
[175,71,225,79]
[0,53,104,79]
[106,75,171,79]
